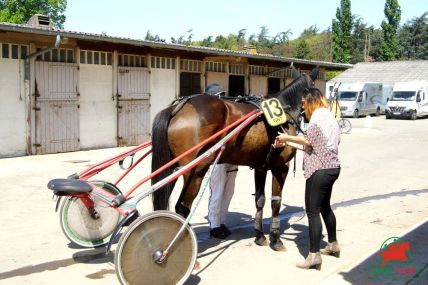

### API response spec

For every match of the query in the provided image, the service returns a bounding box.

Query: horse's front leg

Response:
[269,164,289,251]
[254,168,267,246]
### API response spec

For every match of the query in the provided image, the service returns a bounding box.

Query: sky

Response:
[64,0,426,42]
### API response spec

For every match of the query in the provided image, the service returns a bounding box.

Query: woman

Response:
[273,88,341,270]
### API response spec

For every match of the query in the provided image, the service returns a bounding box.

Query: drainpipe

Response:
[24,35,61,155]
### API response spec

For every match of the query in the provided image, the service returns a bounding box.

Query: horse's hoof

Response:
[254,235,267,246]
[270,241,286,251]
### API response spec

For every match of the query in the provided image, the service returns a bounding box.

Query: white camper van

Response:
[337,82,384,118]
[385,81,428,120]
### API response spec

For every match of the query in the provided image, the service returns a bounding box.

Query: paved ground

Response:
[0,115,427,285]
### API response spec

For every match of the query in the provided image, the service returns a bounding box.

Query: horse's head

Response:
[270,66,319,120]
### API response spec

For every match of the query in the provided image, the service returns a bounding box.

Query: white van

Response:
[385,81,428,120]
[337,82,384,118]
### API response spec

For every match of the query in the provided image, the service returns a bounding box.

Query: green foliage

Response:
[0,0,67,28]
[163,2,425,63]
[326,71,343,81]
[332,0,352,63]
[368,28,384,61]
[294,39,311,59]
[398,12,428,60]
[144,30,165,42]
[379,0,401,61]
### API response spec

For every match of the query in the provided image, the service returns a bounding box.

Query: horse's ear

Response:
[310,66,320,82]
[291,68,301,79]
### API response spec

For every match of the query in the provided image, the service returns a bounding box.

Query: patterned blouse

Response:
[303,107,341,179]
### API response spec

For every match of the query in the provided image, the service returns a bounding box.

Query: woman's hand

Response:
[272,132,289,148]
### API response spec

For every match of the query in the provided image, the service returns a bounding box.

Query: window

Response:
[180,59,202,73]
[52,49,58,62]
[230,64,245,75]
[79,50,112,65]
[206,61,226,73]
[94,52,99,64]
[267,67,290,78]
[43,51,50,61]
[118,54,147,67]
[2,43,9,58]
[80,51,85,64]
[87,51,93,64]
[150,56,175,69]
[11,45,19,59]
[20,46,28,59]
[1,43,30,59]
[249,65,266,76]
[36,48,74,63]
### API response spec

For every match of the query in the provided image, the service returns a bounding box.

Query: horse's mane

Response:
[266,75,308,110]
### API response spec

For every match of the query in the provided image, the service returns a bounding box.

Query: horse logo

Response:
[379,238,410,267]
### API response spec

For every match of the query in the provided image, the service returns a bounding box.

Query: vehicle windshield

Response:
[390,91,416,101]
[338,91,357,101]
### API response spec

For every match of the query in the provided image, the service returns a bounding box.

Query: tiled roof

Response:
[0,21,352,70]
[329,61,428,84]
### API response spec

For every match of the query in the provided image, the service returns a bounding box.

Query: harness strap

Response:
[170,94,202,117]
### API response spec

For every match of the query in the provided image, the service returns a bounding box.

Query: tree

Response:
[294,39,311,59]
[0,0,67,29]
[273,30,292,44]
[398,12,428,60]
[144,30,165,42]
[332,0,352,63]
[379,0,401,61]
[301,25,319,38]
[256,26,272,51]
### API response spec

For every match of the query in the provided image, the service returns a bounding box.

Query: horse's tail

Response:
[151,106,176,210]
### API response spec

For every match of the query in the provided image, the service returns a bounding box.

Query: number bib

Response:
[261,98,288,126]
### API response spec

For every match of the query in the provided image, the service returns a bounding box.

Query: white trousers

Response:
[208,163,238,229]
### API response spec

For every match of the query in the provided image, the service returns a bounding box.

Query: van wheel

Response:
[353,109,359,118]
[375,107,380,117]
[410,110,417,120]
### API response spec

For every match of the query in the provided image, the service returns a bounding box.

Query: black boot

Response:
[210,227,227,239]
[220,224,231,236]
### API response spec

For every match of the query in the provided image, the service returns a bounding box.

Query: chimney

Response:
[243,45,257,54]
[27,14,53,29]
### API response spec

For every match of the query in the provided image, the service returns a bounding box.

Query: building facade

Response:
[0,19,351,157]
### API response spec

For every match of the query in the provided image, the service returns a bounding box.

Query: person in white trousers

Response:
[203,83,238,239]
[208,163,238,239]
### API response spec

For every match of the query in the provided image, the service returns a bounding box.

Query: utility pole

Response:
[364,34,368,62]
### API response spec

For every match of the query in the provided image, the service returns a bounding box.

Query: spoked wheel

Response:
[339,118,352,134]
[115,211,197,285]
[60,181,121,248]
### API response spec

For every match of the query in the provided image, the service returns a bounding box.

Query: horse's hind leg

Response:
[254,168,267,246]
[175,166,210,218]
[269,165,289,251]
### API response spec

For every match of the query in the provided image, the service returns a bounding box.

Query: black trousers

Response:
[305,168,340,253]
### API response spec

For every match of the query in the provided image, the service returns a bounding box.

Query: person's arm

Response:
[272,131,311,150]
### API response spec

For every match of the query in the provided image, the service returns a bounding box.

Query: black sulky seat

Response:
[47,178,93,196]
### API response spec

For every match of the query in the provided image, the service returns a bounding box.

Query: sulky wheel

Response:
[115,210,197,285]
[60,181,121,248]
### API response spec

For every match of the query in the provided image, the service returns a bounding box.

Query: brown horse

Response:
[151,67,318,250]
